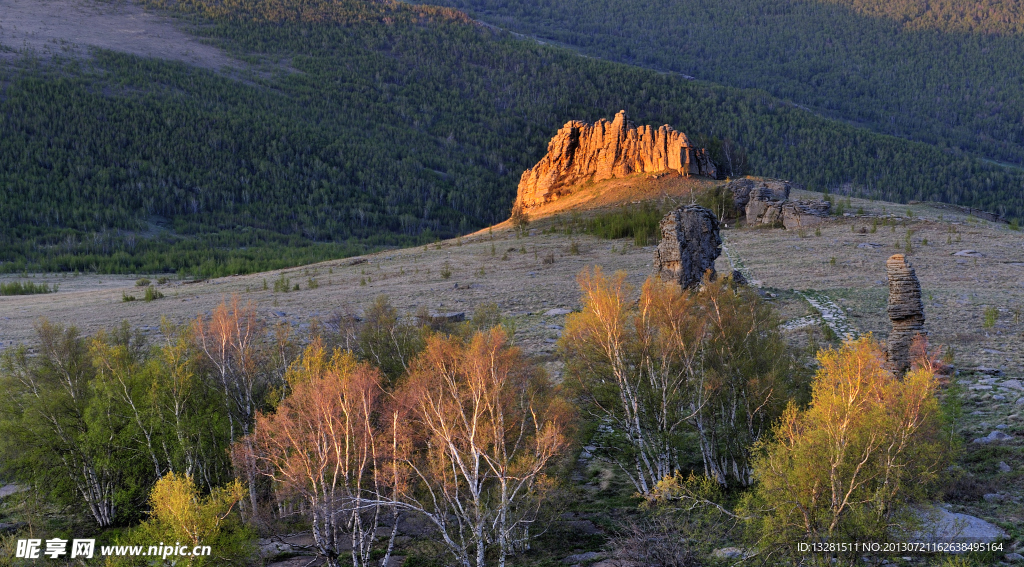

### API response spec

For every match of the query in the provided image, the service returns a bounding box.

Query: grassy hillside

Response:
[1,0,1022,275]
[410,0,1024,169]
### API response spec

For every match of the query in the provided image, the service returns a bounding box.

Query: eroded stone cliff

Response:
[515,111,717,210]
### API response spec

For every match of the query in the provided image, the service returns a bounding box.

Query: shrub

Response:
[135,278,151,287]
[584,202,665,243]
[742,337,951,561]
[143,286,164,301]
[0,281,57,295]
[983,306,999,328]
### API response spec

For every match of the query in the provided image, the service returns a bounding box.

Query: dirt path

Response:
[0,0,240,70]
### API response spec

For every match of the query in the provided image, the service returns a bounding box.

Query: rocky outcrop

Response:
[726,178,830,228]
[885,254,926,375]
[782,200,831,229]
[653,205,721,289]
[745,185,789,226]
[515,111,717,209]
[728,179,791,214]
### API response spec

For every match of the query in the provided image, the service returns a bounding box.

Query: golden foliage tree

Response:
[561,268,797,492]
[393,328,571,567]
[125,472,251,567]
[744,337,950,563]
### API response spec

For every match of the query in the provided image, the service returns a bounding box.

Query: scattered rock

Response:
[858,242,885,249]
[977,366,1003,376]
[0,522,25,534]
[712,547,747,559]
[544,308,572,316]
[515,111,716,209]
[913,505,1007,543]
[654,205,721,289]
[953,250,985,257]
[885,254,925,376]
[982,493,1005,503]
[562,551,605,564]
[1001,379,1024,391]
[996,424,1008,429]
[1006,552,1024,563]
[993,395,1007,401]
[998,461,1012,473]
[730,269,748,285]
[430,311,466,323]
[1017,396,1024,406]
[0,484,26,499]
[969,384,993,391]
[972,430,1014,444]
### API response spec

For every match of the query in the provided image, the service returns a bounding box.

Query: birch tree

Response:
[745,337,949,564]
[245,341,398,567]
[561,268,796,491]
[392,328,571,567]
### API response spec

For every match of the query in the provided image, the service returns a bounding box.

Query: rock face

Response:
[726,178,830,228]
[782,200,831,229]
[515,111,717,209]
[885,254,926,375]
[653,205,721,289]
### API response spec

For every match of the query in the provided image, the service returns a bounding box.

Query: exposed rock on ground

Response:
[885,254,926,375]
[782,200,831,229]
[515,111,717,209]
[726,178,830,228]
[654,205,721,288]
[913,505,1007,543]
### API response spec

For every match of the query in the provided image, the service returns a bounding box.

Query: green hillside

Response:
[1,0,1021,275]
[412,0,1024,169]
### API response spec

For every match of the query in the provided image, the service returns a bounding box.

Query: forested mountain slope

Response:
[0,0,1021,276]
[412,0,1024,169]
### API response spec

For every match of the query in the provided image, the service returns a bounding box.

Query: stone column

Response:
[886,254,926,375]
[653,205,721,289]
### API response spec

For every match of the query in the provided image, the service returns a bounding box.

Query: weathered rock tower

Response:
[885,254,926,375]
[653,205,722,289]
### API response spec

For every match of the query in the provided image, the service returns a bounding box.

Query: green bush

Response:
[0,281,56,295]
[584,203,666,244]
[983,306,999,328]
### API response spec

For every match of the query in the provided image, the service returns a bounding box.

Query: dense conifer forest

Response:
[412,0,1024,168]
[1,0,1022,275]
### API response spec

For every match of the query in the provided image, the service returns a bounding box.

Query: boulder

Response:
[885,254,926,376]
[712,547,747,559]
[912,505,1007,544]
[782,200,831,229]
[745,185,789,225]
[653,205,722,289]
[515,111,717,209]
[972,430,1014,444]
[727,178,789,211]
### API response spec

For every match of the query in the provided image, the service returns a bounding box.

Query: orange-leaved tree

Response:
[243,341,398,567]
[744,336,951,563]
[393,328,571,567]
[561,267,796,492]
